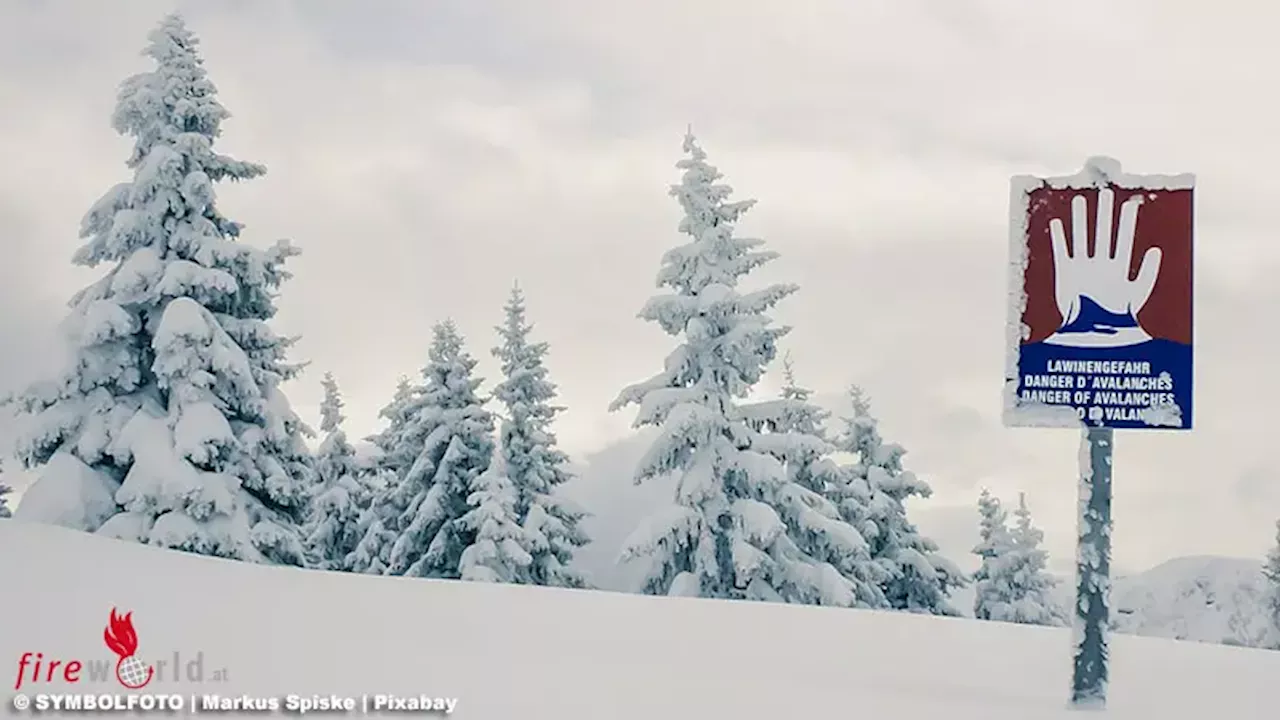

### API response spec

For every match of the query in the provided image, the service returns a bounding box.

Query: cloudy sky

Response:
[1,0,1278,579]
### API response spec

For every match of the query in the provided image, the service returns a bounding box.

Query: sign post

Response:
[1003,157,1194,710]
[1074,425,1113,707]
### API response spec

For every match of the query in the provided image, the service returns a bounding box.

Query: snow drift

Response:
[0,520,1276,719]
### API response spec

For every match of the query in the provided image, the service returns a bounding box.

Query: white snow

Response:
[1023,157,1197,192]
[1003,173,1043,429]
[11,451,119,531]
[1137,402,1183,428]
[0,520,1275,719]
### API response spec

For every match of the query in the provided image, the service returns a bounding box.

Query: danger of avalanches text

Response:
[1019,360,1176,422]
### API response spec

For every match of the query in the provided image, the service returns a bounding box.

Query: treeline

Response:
[4,14,1279,640]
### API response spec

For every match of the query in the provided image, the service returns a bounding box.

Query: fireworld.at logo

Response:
[104,608,154,689]
[14,607,227,691]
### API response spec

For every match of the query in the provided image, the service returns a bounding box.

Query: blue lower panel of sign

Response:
[1016,339,1193,430]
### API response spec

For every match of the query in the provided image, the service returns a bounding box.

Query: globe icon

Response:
[116,656,152,688]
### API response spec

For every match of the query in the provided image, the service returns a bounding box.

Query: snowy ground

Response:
[0,520,1276,719]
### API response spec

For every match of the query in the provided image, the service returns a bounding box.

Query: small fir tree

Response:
[741,355,890,607]
[489,284,590,587]
[0,466,11,519]
[346,375,423,574]
[1006,493,1066,625]
[458,450,535,583]
[972,487,1013,620]
[367,375,422,475]
[1263,520,1280,648]
[380,321,495,578]
[973,490,1064,626]
[304,373,368,570]
[836,386,965,615]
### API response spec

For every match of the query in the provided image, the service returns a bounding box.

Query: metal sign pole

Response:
[1071,426,1113,709]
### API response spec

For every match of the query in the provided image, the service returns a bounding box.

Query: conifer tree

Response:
[972,490,1063,625]
[611,131,883,604]
[972,487,1013,620]
[1263,519,1280,648]
[0,465,11,519]
[4,14,312,563]
[742,355,890,607]
[488,284,590,587]
[368,375,421,475]
[1005,492,1066,625]
[346,375,422,574]
[836,386,965,615]
[304,373,367,570]
[379,321,495,578]
[345,502,394,575]
[459,450,534,582]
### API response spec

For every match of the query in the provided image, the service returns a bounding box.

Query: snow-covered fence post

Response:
[1003,158,1195,711]
[1072,427,1113,708]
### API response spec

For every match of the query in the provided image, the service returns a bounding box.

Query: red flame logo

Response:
[103,608,154,689]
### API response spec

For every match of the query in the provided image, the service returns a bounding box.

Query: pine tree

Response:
[345,375,422,574]
[368,375,422,474]
[742,355,890,607]
[345,502,395,575]
[378,321,495,578]
[1005,492,1066,625]
[972,488,1014,620]
[0,463,11,518]
[318,373,344,434]
[836,386,965,615]
[972,490,1064,625]
[1263,519,1280,648]
[304,373,368,570]
[489,283,590,588]
[3,14,312,563]
[610,131,880,603]
[458,450,534,582]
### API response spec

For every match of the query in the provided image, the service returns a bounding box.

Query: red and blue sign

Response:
[1005,159,1194,430]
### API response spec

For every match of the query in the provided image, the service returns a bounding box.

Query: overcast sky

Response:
[2,0,1278,577]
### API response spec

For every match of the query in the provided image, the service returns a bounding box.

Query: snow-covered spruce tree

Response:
[741,354,890,607]
[971,490,1063,625]
[458,449,535,582]
[4,14,312,563]
[345,375,424,574]
[1004,492,1066,625]
[1263,519,1280,648]
[304,373,368,570]
[611,132,882,603]
[836,386,965,615]
[972,487,1013,621]
[489,283,590,587]
[367,375,422,475]
[344,500,395,574]
[0,466,11,518]
[379,321,495,578]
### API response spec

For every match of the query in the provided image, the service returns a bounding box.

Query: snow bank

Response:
[11,451,118,531]
[0,521,1275,719]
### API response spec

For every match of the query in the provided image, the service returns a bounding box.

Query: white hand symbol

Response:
[1045,188,1161,348]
